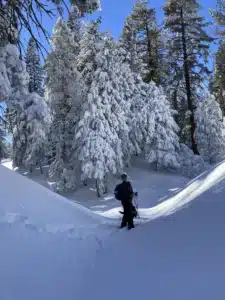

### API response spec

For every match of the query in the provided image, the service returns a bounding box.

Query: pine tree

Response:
[164,0,214,154]
[120,17,142,74]
[74,31,125,196]
[122,0,163,85]
[111,41,138,165]
[45,17,83,191]
[164,36,186,127]
[211,42,225,115]
[77,18,102,88]
[195,93,225,163]
[2,43,30,168]
[129,77,155,156]
[213,0,225,35]
[23,93,50,172]
[25,38,43,96]
[67,4,82,54]
[0,122,6,161]
[144,83,181,171]
[3,44,49,170]
[70,0,101,15]
[211,1,225,115]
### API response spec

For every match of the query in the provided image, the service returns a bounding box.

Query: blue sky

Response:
[22,0,217,55]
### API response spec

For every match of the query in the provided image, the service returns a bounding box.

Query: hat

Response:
[121,173,128,180]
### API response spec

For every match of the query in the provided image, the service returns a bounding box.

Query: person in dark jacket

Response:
[114,173,135,230]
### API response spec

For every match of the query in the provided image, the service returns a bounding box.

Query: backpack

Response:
[114,182,133,201]
[114,184,122,200]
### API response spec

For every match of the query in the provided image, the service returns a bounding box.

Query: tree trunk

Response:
[145,24,154,83]
[173,88,179,125]
[103,175,108,194]
[39,160,43,174]
[95,179,101,198]
[180,8,199,155]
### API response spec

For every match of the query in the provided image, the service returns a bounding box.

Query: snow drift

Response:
[0,165,107,300]
[79,161,225,300]
[1,159,225,300]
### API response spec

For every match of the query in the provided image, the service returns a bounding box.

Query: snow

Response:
[0,165,109,300]
[1,158,225,299]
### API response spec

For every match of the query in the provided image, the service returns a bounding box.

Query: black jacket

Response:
[114,181,134,202]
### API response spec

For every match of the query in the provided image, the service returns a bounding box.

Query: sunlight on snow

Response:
[101,160,225,222]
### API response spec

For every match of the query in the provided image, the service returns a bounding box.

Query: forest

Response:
[0,0,225,196]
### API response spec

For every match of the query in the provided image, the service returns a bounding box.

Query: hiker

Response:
[114,173,135,230]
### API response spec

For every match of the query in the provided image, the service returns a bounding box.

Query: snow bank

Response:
[0,165,104,227]
[1,159,225,300]
[0,166,108,300]
[81,192,225,300]
[78,162,225,300]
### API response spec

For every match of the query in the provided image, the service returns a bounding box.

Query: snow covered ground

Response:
[0,165,110,300]
[1,159,225,299]
[1,158,188,218]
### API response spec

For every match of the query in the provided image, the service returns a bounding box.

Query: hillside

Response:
[1,160,225,299]
[0,165,109,300]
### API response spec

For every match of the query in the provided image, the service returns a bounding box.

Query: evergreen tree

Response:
[70,0,101,15]
[144,83,181,171]
[129,77,155,156]
[164,36,186,128]
[25,38,43,96]
[0,122,6,161]
[164,0,214,154]
[67,4,82,55]
[195,93,225,163]
[3,46,49,170]
[2,43,30,168]
[211,42,225,115]
[112,41,138,165]
[74,31,126,196]
[23,93,50,172]
[211,1,225,115]
[122,0,163,85]
[213,0,225,35]
[45,17,83,191]
[77,19,102,88]
[178,143,207,178]
[120,17,142,74]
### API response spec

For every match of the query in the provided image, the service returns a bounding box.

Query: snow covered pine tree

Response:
[144,83,181,171]
[164,0,214,154]
[75,26,126,197]
[195,93,225,163]
[25,38,43,96]
[0,122,6,161]
[45,17,83,191]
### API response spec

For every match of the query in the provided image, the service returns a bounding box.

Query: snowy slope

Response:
[81,195,225,300]
[79,161,225,300]
[1,160,225,300]
[0,165,109,300]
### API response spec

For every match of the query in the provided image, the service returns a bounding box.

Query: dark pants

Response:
[121,200,134,229]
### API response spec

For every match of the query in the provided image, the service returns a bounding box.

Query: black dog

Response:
[119,204,138,218]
